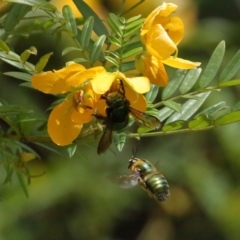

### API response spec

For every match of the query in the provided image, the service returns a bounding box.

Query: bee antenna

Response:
[132,144,139,158]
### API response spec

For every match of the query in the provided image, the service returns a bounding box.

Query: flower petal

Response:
[125,76,150,94]
[91,72,115,94]
[162,57,201,69]
[125,88,147,112]
[48,100,82,146]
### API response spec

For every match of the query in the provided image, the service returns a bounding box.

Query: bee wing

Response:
[97,121,113,154]
[129,107,161,130]
[116,173,140,189]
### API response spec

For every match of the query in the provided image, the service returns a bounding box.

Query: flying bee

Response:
[95,80,161,154]
[118,152,170,202]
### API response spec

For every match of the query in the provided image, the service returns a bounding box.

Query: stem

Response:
[121,0,145,16]
[126,125,217,138]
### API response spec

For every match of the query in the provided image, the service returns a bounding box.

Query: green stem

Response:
[121,0,145,16]
[126,125,217,138]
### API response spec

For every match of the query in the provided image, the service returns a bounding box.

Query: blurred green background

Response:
[1,0,240,239]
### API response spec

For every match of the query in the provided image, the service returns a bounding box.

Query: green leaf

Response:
[162,120,185,132]
[108,36,121,47]
[165,92,211,124]
[0,39,10,52]
[89,35,106,64]
[125,18,144,30]
[157,107,174,122]
[232,101,240,112]
[3,0,49,6]
[180,68,202,94]
[162,69,187,100]
[80,16,94,48]
[219,49,240,82]
[126,15,142,23]
[113,132,126,152]
[67,144,77,158]
[62,5,78,36]
[108,13,123,37]
[4,72,31,81]
[4,4,31,32]
[215,111,240,126]
[195,102,227,118]
[120,61,135,72]
[189,115,210,129]
[162,100,182,112]
[199,41,225,88]
[145,84,159,102]
[35,52,53,72]
[73,0,108,36]
[72,57,89,63]
[105,56,119,67]
[218,79,240,87]
[62,47,83,56]
[16,172,29,198]
[122,47,142,59]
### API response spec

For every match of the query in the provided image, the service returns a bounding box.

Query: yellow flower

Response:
[135,52,168,87]
[139,2,200,82]
[31,63,103,146]
[91,70,150,95]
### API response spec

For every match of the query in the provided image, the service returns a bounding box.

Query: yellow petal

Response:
[136,53,168,86]
[143,24,177,59]
[162,57,201,69]
[164,17,184,45]
[91,72,116,94]
[48,100,82,146]
[125,88,147,112]
[125,76,150,94]
[71,108,93,124]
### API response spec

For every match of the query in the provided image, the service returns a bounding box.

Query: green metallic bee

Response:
[118,152,170,201]
[96,80,161,154]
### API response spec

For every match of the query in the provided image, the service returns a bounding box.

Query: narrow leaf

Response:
[162,100,182,112]
[73,0,108,36]
[89,35,106,64]
[162,120,185,132]
[199,41,225,88]
[62,47,83,56]
[4,72,31,81]
[113,132,126,152]
[157,107,174,122]
[215,111,240,126]
[218,79,240,87]
[62,5,78,36]
[145,84,159,102]
[165,92,211,124]
[80,16,94,48]
[35,52,53,72]
[180,68,202,94]
[0,39,10,52]
[219,49,240,82]
[122,47,142,59]
[189,115,210,129]
[162,69,187,100]
[16,172,29,198]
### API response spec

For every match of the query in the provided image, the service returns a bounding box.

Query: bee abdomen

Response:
[145,173,170,201]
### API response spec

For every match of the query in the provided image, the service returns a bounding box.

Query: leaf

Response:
[80,16,94,48]
[73,0,108,36]
[0,39,10,52]
[16,172,29,198]
[157,107,174,122]
[199,41,225,88]
[195,102,227,118]
[162,120,185,132]
[215,111,240,126]
[122,47,142,59]
[219,49,240,82]
[67,144,77,158]
[62,47,83,56]
[4,3,31,32]
[162,100,182,112]
[108,13,123,37]
[189,115,211,129]
[165,92,211,124]
[89,35,106,64]
[218,79,240,88]
[113,132,126,152]
[108,36,121,47]
[180,68,202,94]
[4,72,31,81]
[3,0,49,6]
[126,15,142,23]
[62,5,78,36]
[232,101,240,112]
[104,56,119,67]
[145,84,159,102]
[72,57,89,63]
[162,69,187,100]
[35,52,53,72]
